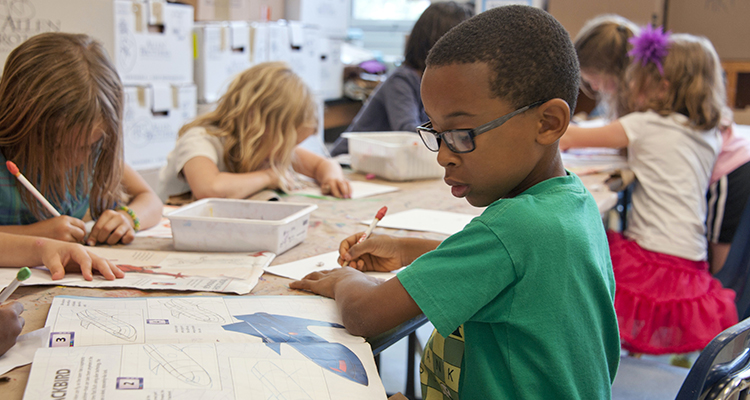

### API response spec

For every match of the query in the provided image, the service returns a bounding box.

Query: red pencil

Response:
[357,206,388,244]
[6,161,60,217]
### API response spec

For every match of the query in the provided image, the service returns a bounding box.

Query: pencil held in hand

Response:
[357,206,388,244]
[6,161,60,217]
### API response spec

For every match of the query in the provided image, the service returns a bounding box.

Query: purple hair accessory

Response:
[628,25,671,75]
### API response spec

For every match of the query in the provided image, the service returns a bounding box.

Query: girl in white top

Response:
[158,62,351,201]
[560,29,737,355]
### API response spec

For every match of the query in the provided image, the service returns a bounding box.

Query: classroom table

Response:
[0,171,617,399]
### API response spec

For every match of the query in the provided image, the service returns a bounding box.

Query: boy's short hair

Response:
[426,5,580,115]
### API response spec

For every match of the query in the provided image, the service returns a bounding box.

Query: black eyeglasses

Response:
[416,101,544,153]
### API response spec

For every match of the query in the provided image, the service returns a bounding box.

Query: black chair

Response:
[715,197,750,320]
[612,317,750,400]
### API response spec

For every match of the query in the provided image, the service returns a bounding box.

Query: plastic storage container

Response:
[343,132,443,181]
[166,199,317,254]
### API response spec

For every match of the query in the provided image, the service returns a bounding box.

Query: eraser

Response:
[6,160,19,176]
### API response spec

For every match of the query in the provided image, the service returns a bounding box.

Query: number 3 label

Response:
[49,332,74,348]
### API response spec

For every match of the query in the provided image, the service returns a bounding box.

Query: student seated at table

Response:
[329,1,473,156]
[158,62,351,201]
[0,33,163,246]
[292,6,620,399]
[0,232,123,355]
[574,15,750,273]
[561,29,737,355]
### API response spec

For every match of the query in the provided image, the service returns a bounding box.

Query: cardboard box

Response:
[114,0,194,85]
[285,0,349,39]
[318,38,343,100]
[547,0,664,39]
[666,0,750,60]
[123,83,197,170]
[0,0,115,75]
[194,22,253,103]
[175,0,284,21]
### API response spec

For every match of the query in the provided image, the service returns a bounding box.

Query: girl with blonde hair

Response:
[561,29,737,354]
[0,32,162,246]
[158,62,350,200]
[574,14,640,119]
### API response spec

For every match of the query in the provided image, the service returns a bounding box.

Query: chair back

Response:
[675,318,750,400]
[715,198,750,320]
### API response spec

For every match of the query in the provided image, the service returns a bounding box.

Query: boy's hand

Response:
[40,240,124,281]
[0,301,24,356]
[320,177,352,199]
[338,233,404,272]
[28,216,86,243]
[290,267,375,298]
[87,209,135,246]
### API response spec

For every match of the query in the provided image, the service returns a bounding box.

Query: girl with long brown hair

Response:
[0,32,162,246]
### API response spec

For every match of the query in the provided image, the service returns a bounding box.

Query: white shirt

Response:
[157,127,226,201]
[620,111,721,261]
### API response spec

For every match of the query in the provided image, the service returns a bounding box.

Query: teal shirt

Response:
[398,173,620,399]
[0,152,90,225]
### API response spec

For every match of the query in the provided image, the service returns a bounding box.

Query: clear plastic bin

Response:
[166,199,317,254]
[343,132,443,181]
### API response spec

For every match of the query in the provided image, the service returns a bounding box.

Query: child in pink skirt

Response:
[561,27,737,354]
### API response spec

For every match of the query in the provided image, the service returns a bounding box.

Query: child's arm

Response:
[290,268,422,337]
[0,216,86,243]
[182,156,280,199]
[292,148,352,198]
[0,232,123,280]
[559,120,629,150]
[87,164,163,245]
[337,233,441,272]
[0,301,24,356]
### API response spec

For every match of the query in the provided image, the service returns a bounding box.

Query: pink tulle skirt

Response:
[608,231,738,354]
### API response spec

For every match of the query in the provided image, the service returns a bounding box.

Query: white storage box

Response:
[343,132,444,181]
[166,199,317,254]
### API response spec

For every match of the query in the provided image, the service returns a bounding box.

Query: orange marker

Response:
[6,161,60,217]
[357,206,387,244]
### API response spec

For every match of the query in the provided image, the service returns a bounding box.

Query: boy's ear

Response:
[536,99,570,146]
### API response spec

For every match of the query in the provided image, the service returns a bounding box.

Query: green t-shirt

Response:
[398,173,620,399]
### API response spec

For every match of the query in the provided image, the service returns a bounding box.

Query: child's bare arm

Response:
[0,301,24,356]
[292,147,351,198]
[0,233,123,280]
[338,233,441,271]
[182,156,279,199]
[290,268,422,337]
[559,121,629,150]
[88,164,163,245]
[0,216,86,243]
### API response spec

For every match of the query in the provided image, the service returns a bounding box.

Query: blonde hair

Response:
[575,14,640,119]
[0,32,124,220]
[627,33,725,131]
[180,62,317,191]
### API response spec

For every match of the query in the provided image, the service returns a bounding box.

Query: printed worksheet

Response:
[0,248,275,295]
[23,341,385,400]
[25,295,386,399]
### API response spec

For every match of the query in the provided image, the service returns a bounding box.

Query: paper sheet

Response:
[361,208,476,236]
[291,180,399,199]
[0,327,49,376]
[134,206,178,238]
[265,251,398,281]
[561,147,628,175]
[22,295,387,399]
[0,248,275,295]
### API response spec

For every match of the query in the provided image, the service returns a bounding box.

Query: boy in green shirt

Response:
[291,5,620,399]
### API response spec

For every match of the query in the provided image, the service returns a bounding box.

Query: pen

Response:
[357,206,388,244]
[0,267,31,303]
[6,161,60,217]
